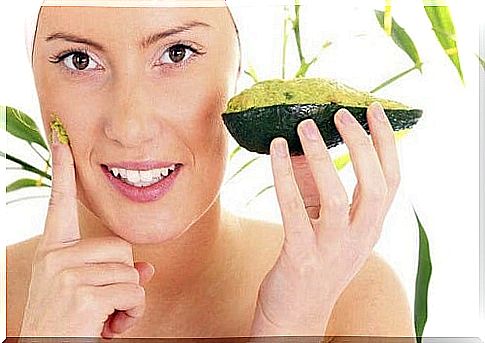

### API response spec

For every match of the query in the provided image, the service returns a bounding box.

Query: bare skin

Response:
[7,3,415,339]
[7,213,414,337]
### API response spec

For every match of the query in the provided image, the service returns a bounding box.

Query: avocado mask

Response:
[49,114,69,145]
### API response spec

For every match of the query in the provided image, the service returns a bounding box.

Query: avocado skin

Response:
[222,103,422,155]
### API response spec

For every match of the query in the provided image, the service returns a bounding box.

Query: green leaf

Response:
[225,156,260,184]
[413,208,432,341]
[424,5,463,83]
[244,65,259,84]
[6,178,50,192]
[6,106,48,151]
[229,146,241,161]
[246,184,275,207]
[375,10,423,71]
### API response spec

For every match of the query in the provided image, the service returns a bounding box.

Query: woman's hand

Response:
[20,131,155,338]
[250,102,401,336]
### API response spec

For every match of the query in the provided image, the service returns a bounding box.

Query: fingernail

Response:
[300,119,319,141]
[272,138,288,158]
[370,102,386,121]
[337,109,354,125]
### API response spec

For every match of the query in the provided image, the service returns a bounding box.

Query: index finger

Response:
[42,116,80,247]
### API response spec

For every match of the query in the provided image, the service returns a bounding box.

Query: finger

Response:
[289,155,321,219]
[296,119,349,226]
[43,237,134,272]
[58,263,140,286]
[270,138,314,247]
[101,262,154,336]
[334,108,387,233]
[92,283,145,337]
[103,310,140,337]
[42,119,80,247]
[366,102,401,213]
[134,262,155,286]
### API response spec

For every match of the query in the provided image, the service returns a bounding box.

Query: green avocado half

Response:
[222,78,422,155]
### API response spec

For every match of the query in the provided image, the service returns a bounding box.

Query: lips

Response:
[101,162,183,203]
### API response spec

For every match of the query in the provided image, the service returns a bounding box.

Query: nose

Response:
[103,75,159,148]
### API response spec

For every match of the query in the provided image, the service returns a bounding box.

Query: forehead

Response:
[37,5,233,38]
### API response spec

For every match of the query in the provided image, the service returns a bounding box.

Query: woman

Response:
[6,0,414,338]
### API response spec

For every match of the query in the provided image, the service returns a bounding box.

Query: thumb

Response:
[134,261,155,286]
[42,115,80,247]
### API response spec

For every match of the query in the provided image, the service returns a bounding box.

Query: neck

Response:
[78,197,231,298]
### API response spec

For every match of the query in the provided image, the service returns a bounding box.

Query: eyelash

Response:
[48,43,204,75]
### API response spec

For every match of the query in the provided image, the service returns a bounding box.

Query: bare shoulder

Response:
[6,235,42,337]
[325,252,415,337]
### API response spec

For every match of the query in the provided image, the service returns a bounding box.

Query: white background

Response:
[1,0,483,340]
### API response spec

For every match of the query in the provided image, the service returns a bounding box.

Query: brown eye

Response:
[168,45,186,63]
[62,51,99,71]
[72,52,90,70]
[159,44,195,65]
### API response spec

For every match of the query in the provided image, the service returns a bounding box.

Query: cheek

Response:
[35,65,103,143]
[165,80,228,192]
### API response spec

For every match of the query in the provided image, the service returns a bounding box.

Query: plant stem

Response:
[29,142,51,167]
[282,6,290,79]
[5,153,52,180]
[370,65,419,93]
[292,1,306,67]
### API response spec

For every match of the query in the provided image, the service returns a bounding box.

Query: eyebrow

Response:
[44,21,212,51]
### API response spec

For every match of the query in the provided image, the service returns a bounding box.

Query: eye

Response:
[50,49,100,71]
[159,44,195,65]
[62,51,99,71]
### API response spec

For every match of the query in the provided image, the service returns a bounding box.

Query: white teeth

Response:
[108,164,178,186]
[111,168,120,177]
[151,169,161,179]
[139,170,152,182]
[126,170,141,183]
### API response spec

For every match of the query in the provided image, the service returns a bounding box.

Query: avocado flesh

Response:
[225,78,408,113]
[222,78,422,155]
[49,114,70,145]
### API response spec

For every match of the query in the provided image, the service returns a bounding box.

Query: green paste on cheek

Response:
[49,114,70,145]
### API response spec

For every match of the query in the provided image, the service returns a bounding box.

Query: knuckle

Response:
[364,183,388,202]
[74,286,97,311]
[325,195,348,212]
[48,188,76,209]
[132,285,146,302]
[282,197,302,213]
[38,250,60,275]
[309,150,330,164]
[127,266,140,284]
[353,136,373,149]
[387,171,401,191]
[58,269,79,287]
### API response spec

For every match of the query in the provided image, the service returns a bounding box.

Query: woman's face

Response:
[32,5,240,243]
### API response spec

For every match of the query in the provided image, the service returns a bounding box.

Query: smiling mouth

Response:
[101,163,183,188]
